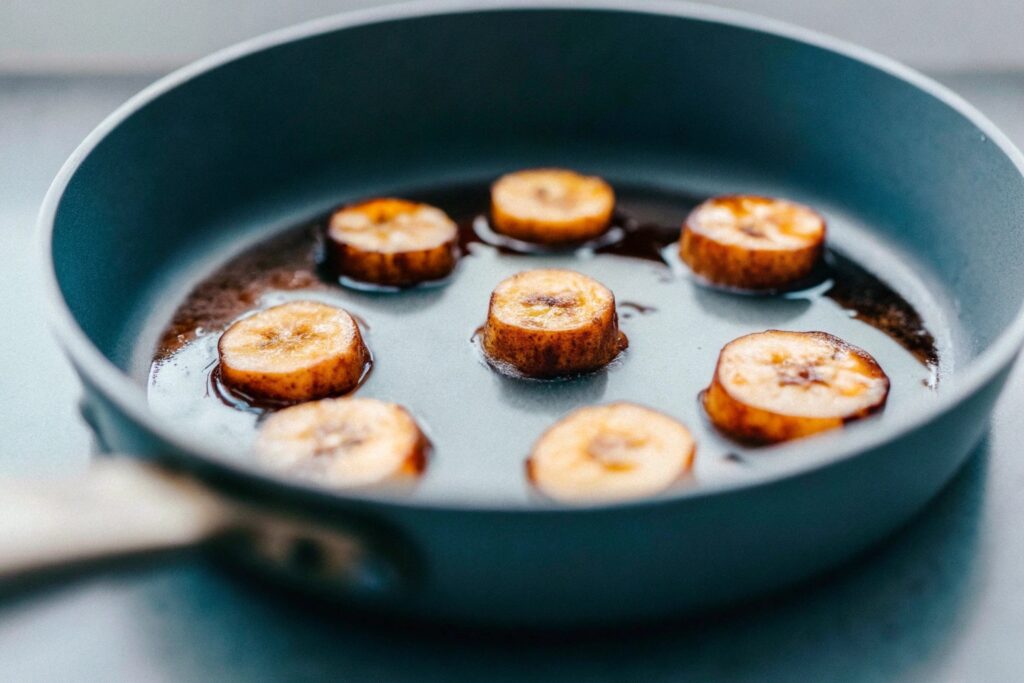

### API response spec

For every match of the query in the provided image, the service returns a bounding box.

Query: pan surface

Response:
[146,182,945,505]
[41,1,1024,623]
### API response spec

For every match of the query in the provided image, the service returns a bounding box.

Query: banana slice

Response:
[491,168,615,243]
[255,398,427,489]
[680,195,825,289]
[481,269,627,378]
[218,300,370,402]
[703,330,890,443]
[327,198,458,286]
[527,403,695,503]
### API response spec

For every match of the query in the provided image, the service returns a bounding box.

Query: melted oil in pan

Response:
[147,184,946,505]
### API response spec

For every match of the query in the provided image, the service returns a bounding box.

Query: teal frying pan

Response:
[15,2,1024,625]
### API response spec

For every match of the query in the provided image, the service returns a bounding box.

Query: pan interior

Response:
[141,178,954,506]
[46,8,1024,506]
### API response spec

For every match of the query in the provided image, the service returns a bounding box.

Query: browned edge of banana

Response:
[490,168,616,244]
[480,269,627,378]
[399,418,431,479]
[679,195,826,290]
[702,330,890,444]
[378,404,431,487]
[217,301,372,403]
[326,198,459,287]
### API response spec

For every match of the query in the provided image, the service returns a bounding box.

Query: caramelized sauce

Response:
[154,185,939,379]
[148,184,937,483]
[723,452,748,465]
[457,208,938,369]
[156,225,325,359]
[820,252,938,368]
[206,365,292,417]
[619,301,659,318]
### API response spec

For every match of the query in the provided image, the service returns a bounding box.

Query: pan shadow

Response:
[120,437,989,682]
[329,279,451,315]
[692,284,812,326]
[492,363,612,415]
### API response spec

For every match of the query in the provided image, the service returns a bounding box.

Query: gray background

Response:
[2,0,1024,72]
[1,2,1023,680]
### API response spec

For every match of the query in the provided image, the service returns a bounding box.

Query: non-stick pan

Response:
[16,1,1024,625]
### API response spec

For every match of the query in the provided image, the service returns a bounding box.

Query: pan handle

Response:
[0,456,415,601]
[0,457,231,587]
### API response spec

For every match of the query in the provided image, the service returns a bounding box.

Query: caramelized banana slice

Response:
[680,195,825,289]
[481,269,626,377]
[256,398,426,489]
[218,300,370,402]
[491,168,615,243]
[327,198,458,286]
[527,403,695,503]
[703,330,889,443]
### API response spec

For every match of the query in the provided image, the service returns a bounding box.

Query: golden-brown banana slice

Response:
[490,168,615,243]
[255,398,427,489]
[327,198,458,286]
[527,402,695,503]
[680,195,825,289]
[703,330,889,444]
[218,300,370,402]
[481,269,626,378]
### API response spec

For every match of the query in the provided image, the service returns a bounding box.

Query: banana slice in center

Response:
[491,168,615,243]
[704,330,890,443]
[256,398,427,489]
[680,195,825,289]
[327,198,458,286]
[481,269,626,377]
[528,403,695,502]
[218,300,370,402]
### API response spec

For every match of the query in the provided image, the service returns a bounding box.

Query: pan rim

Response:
[37,0,1024,514]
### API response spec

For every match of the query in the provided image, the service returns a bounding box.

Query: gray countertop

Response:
[0,72,1022,681]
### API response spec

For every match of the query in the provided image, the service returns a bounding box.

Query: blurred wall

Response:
[1,0,1022,73]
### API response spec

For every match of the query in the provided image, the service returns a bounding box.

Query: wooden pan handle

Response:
[0,458,231,587]
[0,455,415,603]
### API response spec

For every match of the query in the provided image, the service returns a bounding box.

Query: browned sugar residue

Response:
[153,182,940,421]
[586,206,938,369]
[821,252,939,368]
[156,225,323,359]
[206,365,294,417]
[619,301,658,316]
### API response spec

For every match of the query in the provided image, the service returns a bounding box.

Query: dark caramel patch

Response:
[822,252,939,368]
[157,225,323,359]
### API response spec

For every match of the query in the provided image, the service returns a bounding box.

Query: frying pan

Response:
[17,1,1024,625]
